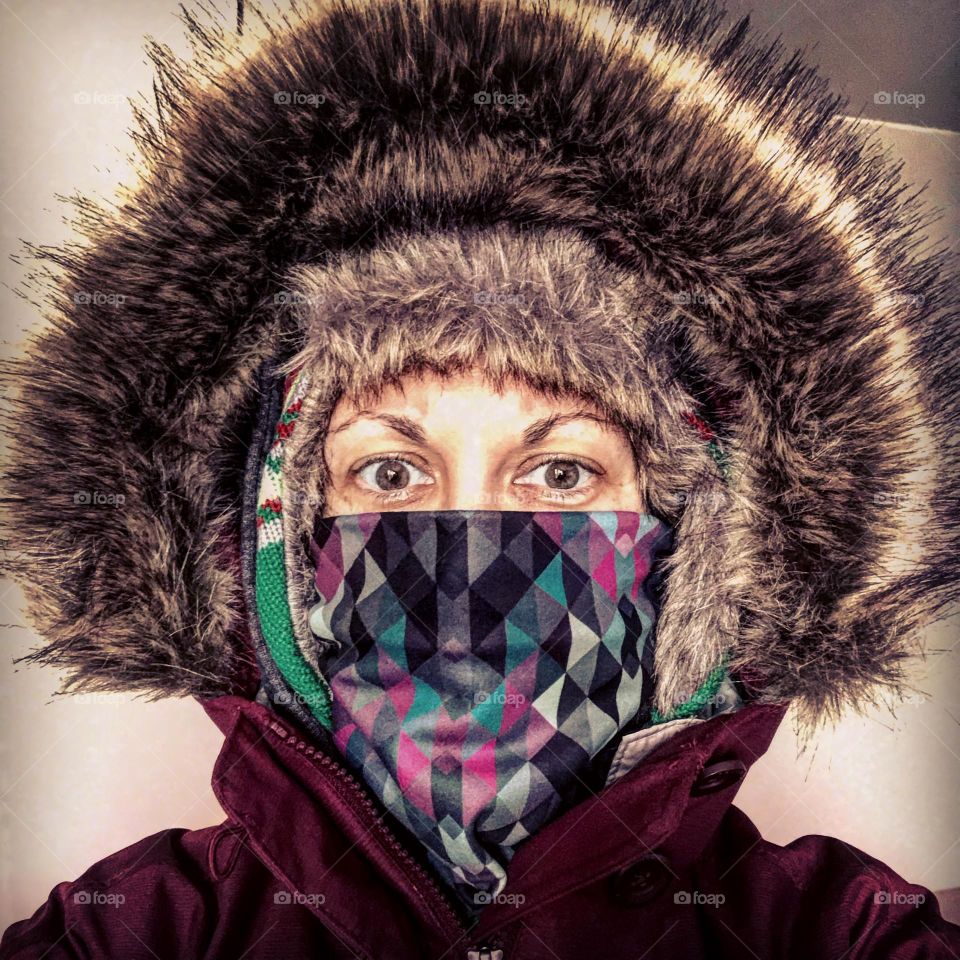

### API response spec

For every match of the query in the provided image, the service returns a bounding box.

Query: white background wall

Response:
[1,0,958,934]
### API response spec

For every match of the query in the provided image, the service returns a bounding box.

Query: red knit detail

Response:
[283,365,303,396]
[682,410,714,443]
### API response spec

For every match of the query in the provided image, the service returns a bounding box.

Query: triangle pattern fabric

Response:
[304,510,671,905]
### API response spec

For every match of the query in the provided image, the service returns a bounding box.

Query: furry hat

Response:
[2,0,957,729]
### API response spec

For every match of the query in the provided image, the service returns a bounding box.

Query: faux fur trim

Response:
[1,0,957,726]
[278,226,732,715]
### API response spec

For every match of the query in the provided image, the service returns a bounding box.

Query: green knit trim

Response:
[707,440,732,482]
[649,659,730,726]
[256,537,333,727]
[641,415,733,726]
[254,373,333,729]
[682,409,732,485]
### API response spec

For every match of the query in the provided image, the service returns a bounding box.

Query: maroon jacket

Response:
[3,694,958,959]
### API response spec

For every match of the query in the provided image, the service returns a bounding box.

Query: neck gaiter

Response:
[304,509,671,908]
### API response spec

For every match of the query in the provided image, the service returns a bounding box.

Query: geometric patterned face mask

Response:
[303,509,672,907]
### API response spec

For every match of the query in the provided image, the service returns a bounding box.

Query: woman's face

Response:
[322,368,641,514]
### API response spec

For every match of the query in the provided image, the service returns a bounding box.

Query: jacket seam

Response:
[58,827,220,893]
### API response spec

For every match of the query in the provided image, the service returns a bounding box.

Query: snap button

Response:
[691,758,746,796]
[609,854,672,906]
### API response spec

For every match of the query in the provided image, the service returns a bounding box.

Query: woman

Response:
[1,0,958,956]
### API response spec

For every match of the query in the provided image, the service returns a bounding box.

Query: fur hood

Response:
[2,0,958,727]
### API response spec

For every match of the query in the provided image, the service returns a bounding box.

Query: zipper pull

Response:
[466,947,504,960]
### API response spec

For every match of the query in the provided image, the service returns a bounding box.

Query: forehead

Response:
[327,366,608,429]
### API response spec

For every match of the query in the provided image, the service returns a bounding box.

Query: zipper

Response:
[263,718,471,944]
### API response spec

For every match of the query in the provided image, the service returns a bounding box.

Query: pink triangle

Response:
[593,546,618,602]
[397,730,431,795]
[376,641,409,687]
[357,511,381,543]
[403,765,436,820]
[312,523,344,601]
[462,738,498,822]
[335,684,386,736]
[614,511,639,546]
[333,721,357,755]
[534,511,564,547]
[500,655,538,735]
[386,672,415,722]
[526,707,560,758]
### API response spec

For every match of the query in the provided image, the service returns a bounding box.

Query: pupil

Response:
[546,461,579,490]
[375,460,409,490]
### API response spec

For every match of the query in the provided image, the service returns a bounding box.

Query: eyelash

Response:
[350,453,601,502]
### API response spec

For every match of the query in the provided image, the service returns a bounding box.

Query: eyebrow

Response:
[329,411,427,444]
[330,409,609,446]
[519,411,611,445]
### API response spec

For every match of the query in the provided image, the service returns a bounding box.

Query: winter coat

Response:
[4,693,960,959]
[2,0,959,956]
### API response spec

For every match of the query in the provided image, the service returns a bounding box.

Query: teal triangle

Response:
[504,618,538,674]
[535,551,566,606]
[593,511,618,543]
[472,683,505,735]
[562,511,589,540]
[408,675,443,721]
[380,616,408,671]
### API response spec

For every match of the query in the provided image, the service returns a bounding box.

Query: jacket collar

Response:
[201,693,787,954]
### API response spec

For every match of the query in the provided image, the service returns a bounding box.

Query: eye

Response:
[355,457,433,494]
[515,458,597,495]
